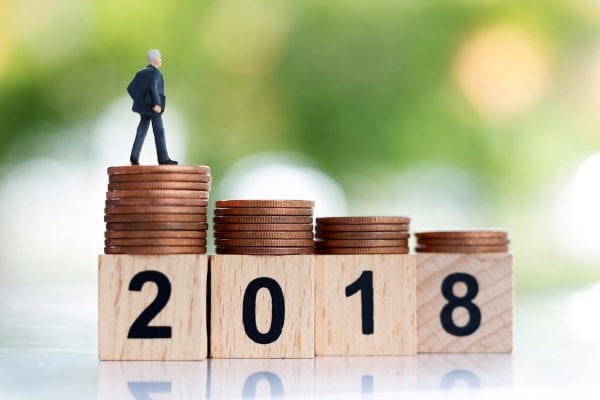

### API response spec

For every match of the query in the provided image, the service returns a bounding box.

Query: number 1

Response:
[345,270,374,335]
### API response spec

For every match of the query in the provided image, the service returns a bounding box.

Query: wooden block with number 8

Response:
[210,255,314,358]
[314,254,417,355]
[416,253,513,353]
[98,254,208,360]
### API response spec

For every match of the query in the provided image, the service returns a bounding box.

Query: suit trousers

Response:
[130,113,171,163]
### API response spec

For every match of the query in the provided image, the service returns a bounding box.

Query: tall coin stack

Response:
[104,165,211,254]
[213,200,315,255]
[415,230,509,253]
[315,216,411,254]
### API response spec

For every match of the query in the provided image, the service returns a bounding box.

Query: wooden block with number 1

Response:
[98,254,208,360]
[417,252,513,353]
[314,254,417,355]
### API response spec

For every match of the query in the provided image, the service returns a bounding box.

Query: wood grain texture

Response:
[314,254,417,355]
[210,255,314,358]
[416,253,513,353]
[98,361,207,399]
[98,254,208,360]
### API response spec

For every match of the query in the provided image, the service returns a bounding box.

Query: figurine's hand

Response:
[153,105,162,113]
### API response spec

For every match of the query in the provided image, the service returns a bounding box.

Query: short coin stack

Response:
[104,165,211,254]
[415,230,509,253]
[213,200,315,255]
[315,216,411,254]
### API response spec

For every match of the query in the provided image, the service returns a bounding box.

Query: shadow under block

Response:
[416,253,513,353]
[314,254,417,356]
[98,254,208,360]
[210,255,314,358]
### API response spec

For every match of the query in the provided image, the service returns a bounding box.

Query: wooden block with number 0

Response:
[416,253,513,353]
[210,255,314,358]
[98,254,208,360]
[314,254,417,355]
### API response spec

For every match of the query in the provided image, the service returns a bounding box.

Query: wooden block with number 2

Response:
[98,254,208,360]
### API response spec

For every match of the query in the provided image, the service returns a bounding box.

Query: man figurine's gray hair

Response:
[147,49,161,62]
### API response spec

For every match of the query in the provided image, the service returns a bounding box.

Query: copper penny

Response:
[105,206,207,215]
[315,239,409,248]
[214,207,313,216]
[213,231,314,239]
[214,223,314,231]
[316,247,409,254]
[107,190,209,199]
[105,246,207,254]
[105,238,207,247]
[417,238,510,246]
[106,222,208,231]
[215,200,314,208]
[104,214,207,223]
[109,173,212,183]
[213,215,313,224]
[317,216,411,225]
[106,198,209,207]
[105,230,207,239]
[216,247,314,255]
[215,239,314,247]
[315,231,410,240]
[316,224,410,232]
[416,245,509,253]
[107,165,210,175]
[108,181,211,191]
[415,230,508,239]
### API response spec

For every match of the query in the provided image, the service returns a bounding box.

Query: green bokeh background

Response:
[1,0,599,289]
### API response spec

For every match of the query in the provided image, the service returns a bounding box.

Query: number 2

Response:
[128,270,172,339]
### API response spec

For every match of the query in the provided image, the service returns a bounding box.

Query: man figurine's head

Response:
[147,49,162,68]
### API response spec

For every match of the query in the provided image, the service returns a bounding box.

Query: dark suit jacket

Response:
[127,65,166,115]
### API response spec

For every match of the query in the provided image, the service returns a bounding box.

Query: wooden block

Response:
[417,253,513,353]
[98,254,208,360]
[209,359,314,397]
[314,254,417,355]
[210,255,314,358]
[315,356,417,394]
[98,361,208,399]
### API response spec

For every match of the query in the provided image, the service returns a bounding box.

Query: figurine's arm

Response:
[149,72,162,109]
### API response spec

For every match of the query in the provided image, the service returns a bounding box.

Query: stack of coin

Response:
[415,230,509,253]
[315,216,411,254]
[213,200,315,255]
[104,165,211,254]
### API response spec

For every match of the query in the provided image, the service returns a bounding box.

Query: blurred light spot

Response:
[387,164,487,231]
[568,284,600,345]
[561,153,600,260]
[202,0,290,81]
[8,0,89,63]
[0,98,186,284]
[453,23,551,122]
[218,153,347,217]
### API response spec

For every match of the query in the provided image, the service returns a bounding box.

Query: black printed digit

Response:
[440,273,481,336]
[242,277,285,344]
[345,270,374,335]
[127,270,172,339]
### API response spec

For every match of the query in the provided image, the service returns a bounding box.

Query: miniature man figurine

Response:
[127,49,178,165]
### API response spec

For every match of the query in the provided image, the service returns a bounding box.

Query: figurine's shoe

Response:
[159,159,178,165]
[130,159,139,165]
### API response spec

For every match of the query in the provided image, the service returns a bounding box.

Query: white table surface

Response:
[1,284,599,399]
